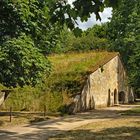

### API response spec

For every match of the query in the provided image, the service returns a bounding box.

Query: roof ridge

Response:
[87,52,119,74]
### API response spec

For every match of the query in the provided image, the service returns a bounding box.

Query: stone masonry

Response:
[73,54,134,112]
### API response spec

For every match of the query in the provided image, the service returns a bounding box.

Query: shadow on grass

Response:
[0,121,4,126]
[120,106,140,116]
[49,126,140,140]
[0,110,139,139]
[0,105,139,139]
[0,108,119,126]
[29,117,50,124]
[0,125,139,140]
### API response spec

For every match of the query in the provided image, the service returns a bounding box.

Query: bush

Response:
[0,34,51,87]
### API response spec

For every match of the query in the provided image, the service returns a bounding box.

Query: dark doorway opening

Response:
[107,89,111,106]
[114,89,118,104]
[119,91,125,104]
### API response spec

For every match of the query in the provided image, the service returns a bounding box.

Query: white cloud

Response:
[68,0,75,5]
[68,0,112,30]
[76,8,112,30]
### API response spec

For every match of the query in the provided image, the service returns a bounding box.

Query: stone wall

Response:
[0,92,5,106]
[117,57,134,103]
[0,90,11,107]
[73,55,133,113]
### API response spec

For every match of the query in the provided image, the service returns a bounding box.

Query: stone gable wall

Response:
[73,55,133,113]
[0,92,5,106]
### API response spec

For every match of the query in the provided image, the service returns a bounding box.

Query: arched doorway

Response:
[114,89,118,104]
[119,91,125,104]
[107,89,111,106]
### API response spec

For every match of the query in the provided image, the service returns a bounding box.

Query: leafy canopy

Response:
[0,34,51,87]
[107,0,140,92]
[0,0,119,87]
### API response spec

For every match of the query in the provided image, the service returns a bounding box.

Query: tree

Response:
[0,34,51,87]
[0,0,60,50]
[0,0,119,45]
[54,25,76,53]
[0,0,119,87]
[0,0,54,87]
[49,24,109,53]
[107,0,140,93]
[86,24,108,38]
[71,34,109,52]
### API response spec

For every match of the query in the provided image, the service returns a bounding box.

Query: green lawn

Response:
[121,105,140,115]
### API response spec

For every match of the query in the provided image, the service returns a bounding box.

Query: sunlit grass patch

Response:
[49,117,140,140]
[121,106,140,115]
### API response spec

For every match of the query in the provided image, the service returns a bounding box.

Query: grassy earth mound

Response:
[1,51,118,113]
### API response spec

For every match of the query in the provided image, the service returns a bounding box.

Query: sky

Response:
[76,8,112,30]
[68,0,112,30]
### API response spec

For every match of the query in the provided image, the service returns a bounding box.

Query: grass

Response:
[121,105,140,115]
[1,51,118,112]
[47,51,118,96]
[49,117,140,140]
[134,100,140,105]
[49,51,118,75]
[0,111,59,128]
[0,113,39,128]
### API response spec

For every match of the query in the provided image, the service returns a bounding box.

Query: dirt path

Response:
[0,104,139,140]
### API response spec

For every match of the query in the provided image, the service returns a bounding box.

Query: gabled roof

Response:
[87,52,119,74]
[49,51,119,74]
[46,51,120,96]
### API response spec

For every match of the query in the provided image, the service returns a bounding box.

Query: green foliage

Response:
[0,0,117,55]
[2,85,63,112]
[121,106,140,115]
[2,52,115,112]
[0,0,60,52]
[46,52,114,98]
[49,0,119,36]
[54,25,76,53]
[0,0,120,113]
[0,0,54,87]
[0,0,23,42]
[40,92,63,113]
[0,0,119,50]
[71,0,119,22]
[49,24,109,54]
[0,84,6,90]
[128,44,140,92]
[0,34,51,87]
[86,24,108,38]
[72,24,109,52]
[107,0,140,93]
[44,25,75,54]
[71,36,108,52]
[0,0,115,45]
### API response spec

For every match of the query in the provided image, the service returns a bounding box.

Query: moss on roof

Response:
[46,51,119,96]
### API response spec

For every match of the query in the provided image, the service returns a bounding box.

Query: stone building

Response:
[0,90,11,106]
[73,53,134,112]
[0,52,134,112]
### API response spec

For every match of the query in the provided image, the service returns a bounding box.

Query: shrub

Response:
[0,34,51,87]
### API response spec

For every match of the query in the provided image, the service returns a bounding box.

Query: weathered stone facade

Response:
[0,90,11,106]
[73,55,134,112]
[0,92,5,106]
